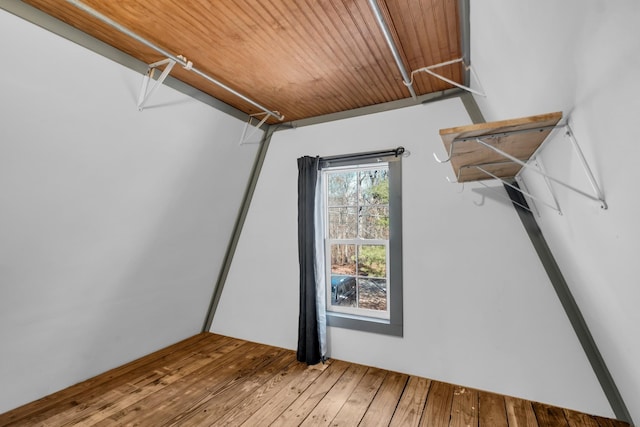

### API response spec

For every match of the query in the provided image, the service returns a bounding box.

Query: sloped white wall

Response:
[213,97,613,416]
[0,9,258,413]
[470,1,640,423]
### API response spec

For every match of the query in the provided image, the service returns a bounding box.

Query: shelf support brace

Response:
[239,112,272,145]
[475,165,562,214]
[565,125,607,207]
[475,180,534,213]
[137,58,177,111]
[474,137,607,209]
[408,58,486,97]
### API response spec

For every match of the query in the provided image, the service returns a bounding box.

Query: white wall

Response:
[0,9,258,413]
[470,1,640,423]
[212,97,613,416]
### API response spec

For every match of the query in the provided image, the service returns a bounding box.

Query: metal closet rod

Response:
[368,0,417,99]
[64,0,284,121]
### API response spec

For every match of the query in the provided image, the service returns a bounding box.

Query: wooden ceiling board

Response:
[22,0,464,122]
[384,0,461,94]
[439,112,564,182]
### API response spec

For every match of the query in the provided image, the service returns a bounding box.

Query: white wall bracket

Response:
[437,115,607,212]
[137,55,194,111]
[408,57,486,97]
[239,112,273,145]
[442,124,607,211]
[472,126,608,210]
[137,58,175,111]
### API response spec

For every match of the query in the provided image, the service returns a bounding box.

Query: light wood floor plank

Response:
[450,385,479,427]
[564,408,599,427]
[358,371,409,427]
[0,332,218,426]
[479,390,508,427]
[0,333,630,427]
[239,361,333,426]
[389,376,431,427]
[420,380,455,427]
[270,359,350,426]
[299,363,369,426]
[533,401,569,427]
[165,349,295,426]
[40,334,243,426]
[330,367,387,426]
[505,395,538,427]
[594,416,632,427]
[93,341,276,426]
[205,355,310,426]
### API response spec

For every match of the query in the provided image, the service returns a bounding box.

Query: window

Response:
[321,155,403,336]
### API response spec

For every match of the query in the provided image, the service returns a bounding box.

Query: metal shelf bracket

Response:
[239,112,273,145]
[473,126,607,209]
[137,58,176,111]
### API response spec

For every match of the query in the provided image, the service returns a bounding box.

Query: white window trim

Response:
[320,157,403,337]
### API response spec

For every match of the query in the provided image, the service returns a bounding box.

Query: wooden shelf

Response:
[438,112,563,183]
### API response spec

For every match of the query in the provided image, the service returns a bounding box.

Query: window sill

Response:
[326,311,403,337]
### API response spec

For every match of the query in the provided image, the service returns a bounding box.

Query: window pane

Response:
[358,278,387,311]
[328,207,357,239]
[330,244,356,275]
[331,275,356,307]
[357,245,387,277]
[358,169,388,206]
[358,206,389,239]
[327,171,357,207]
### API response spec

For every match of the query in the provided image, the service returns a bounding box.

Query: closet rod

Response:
[64,0,284,121]
[368,0,417,99]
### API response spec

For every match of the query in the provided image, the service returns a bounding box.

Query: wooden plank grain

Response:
[44,336,244,426]
[358,371,409,427]
[330,367,388,426]
[1,334,624,427]
[300,363,369,426]
[563,408,599,427]
[532,401,569,427]
[420,380,455,427]
[389,376,431,427]
[593,415,632,427]
[164,349,296,426]
[239,361,335,427]
[269,359,350,426]
[0,332,216,426]
[202,355,310,426]
[478,390,508,427]
[505,396,538,427]
[450,386,479,427]
[92,340,278,426]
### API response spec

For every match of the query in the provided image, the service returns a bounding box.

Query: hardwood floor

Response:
[0,333,629,426]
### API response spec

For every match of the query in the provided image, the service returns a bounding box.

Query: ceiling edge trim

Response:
[459,0,471,88]
[0,0,250,123]
[281,88,464,130]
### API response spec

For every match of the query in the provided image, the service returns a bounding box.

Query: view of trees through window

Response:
[325,165,389,316]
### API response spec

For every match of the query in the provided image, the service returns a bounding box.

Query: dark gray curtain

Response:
[296,156,321,365]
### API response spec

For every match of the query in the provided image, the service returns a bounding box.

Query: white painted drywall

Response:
[212,97,613,416]
[0,9,258,413]
[470,1,640,423]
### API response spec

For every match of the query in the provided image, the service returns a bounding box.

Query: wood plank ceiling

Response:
[22,0,463,123]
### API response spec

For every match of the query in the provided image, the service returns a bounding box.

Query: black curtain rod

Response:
[319,146,405,166]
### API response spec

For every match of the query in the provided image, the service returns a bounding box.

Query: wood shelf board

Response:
[439,112,563,183]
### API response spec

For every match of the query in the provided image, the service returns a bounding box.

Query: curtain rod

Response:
[64,0,284,121]
[320,146,406,167]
